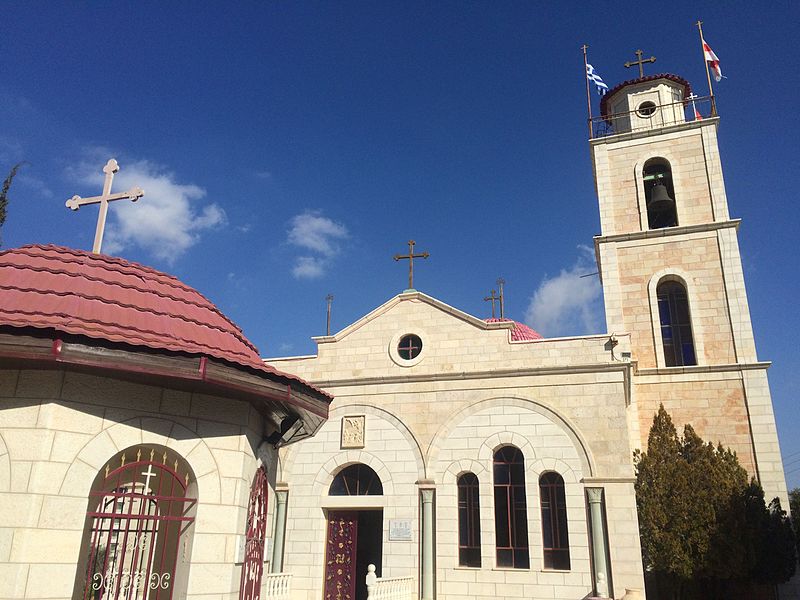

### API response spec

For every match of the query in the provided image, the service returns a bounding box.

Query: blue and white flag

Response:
[586,64,609,96]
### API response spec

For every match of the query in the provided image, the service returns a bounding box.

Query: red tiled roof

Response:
[485,318,543,341]
[600,73,692,119]
[0,244,327,395]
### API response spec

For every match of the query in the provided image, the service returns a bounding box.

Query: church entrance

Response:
[323,510,383,600]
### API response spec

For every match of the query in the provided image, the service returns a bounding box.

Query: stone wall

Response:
[0,368,271,600]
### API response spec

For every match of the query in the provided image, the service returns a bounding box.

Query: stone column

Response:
[270,485,289,573]
[420,485,435,600]
[587,488,610,598]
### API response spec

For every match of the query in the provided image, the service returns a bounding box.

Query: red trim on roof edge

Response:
[600,73,692,119]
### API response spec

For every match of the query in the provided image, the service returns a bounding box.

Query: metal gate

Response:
[79,448,196,600]
[239,465,269,600]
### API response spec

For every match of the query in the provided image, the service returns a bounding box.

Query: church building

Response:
[0,68,794,600]
[265,70,793,600]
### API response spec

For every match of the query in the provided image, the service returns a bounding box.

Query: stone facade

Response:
[0,368,277,600]
[268,294,645,600]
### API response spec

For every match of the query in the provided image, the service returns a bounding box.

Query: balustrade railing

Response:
[589,95,714,139]
[262,572,292,600]
[365,564,414,600]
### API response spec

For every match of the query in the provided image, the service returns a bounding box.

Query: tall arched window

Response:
[657,279,697,366]
[493,446,529,568]
[329,463,383,495]
[539,472,570,570]
[72,445,196,600]
[457,472,481,567]
[643,158,678,229]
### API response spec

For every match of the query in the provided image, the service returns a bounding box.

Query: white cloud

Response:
[524,246,605,337]
[287,211,348,279]
[72,156,226,263]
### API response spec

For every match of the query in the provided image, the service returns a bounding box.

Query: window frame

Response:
[657,280,697,367]
[539,471,571,571]
[457,472,482,567]
[492,446,530,569]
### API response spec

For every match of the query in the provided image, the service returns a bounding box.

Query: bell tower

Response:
[590,72,789,504]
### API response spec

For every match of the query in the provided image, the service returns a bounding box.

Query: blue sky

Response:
[3,2,799,487]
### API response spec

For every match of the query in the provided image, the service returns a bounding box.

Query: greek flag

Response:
[586,64,609,96]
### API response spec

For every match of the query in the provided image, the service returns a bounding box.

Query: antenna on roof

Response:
[326,294,334,336]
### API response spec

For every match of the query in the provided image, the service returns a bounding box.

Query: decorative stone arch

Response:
[0,432,9,492]
[61,417,222,504]
[280,403,426,481]
[634,150,682,230]
[648,268,706,368]
[528,458,582,485]
[312,449,396,499]
[441,458,489,486]
[478,431,537,466]
[427,396,595,479]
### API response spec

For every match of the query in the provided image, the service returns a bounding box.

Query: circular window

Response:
[397,334,422,360]
[637,101,657,117]
[389,330,427,367]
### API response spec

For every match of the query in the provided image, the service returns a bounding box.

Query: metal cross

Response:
[393,240,429,290]
[484,289,498,319]
[141,464,158,493]
[624,49,656,78]
[496,277,506,319]
[65,158,144,254]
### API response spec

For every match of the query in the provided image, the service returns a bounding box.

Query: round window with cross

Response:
[397,334,422,360]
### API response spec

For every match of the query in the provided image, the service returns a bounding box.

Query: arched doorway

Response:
[324,464,384,600]
[72,445,197,600]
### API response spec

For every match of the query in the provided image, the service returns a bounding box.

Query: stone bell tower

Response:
[590,71,789,504]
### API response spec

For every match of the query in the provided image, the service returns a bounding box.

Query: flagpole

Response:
[696,20,717,116]
[582,44,593,138]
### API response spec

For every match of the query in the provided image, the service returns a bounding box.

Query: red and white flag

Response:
[703,39,722,81]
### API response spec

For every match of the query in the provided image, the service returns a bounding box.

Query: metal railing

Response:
[590,95,715,139]
[366,564,414,600]
[262,572,292,600]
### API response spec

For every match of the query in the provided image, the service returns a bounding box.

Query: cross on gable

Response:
[393,240,429,290]
[484,289,498,319]
[624,49,657,78]
[65,158,144,254]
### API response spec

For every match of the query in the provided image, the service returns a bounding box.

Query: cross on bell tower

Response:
[624,49,656,78]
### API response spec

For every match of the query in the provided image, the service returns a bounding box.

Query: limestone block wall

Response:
[592,122,727,237]
[0,368,272,600]
[431,403,593,600]
[600,231,737,369]
[279,406,422,600]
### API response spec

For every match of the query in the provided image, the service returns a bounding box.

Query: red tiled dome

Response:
[0,245,299,381]
[485,318,543,341]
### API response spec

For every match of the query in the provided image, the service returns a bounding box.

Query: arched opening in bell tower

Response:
[643,158,678,229]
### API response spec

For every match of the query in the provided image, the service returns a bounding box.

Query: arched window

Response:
[329,463,383,495]
[457,472,481,567]
[539,472,570,570]
[72,445,196,600]
[657,280,697,366]
[493,446,529,568]
[643,158,678,229]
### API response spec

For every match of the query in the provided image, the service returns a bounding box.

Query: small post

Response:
[696,20,718,116]
[582,44,593,138]
[496,277,506,319]
[325,294,334,336]
[365,564,377,600]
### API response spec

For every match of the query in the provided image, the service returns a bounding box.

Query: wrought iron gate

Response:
[79,448,195,600]
[239,465,269,600]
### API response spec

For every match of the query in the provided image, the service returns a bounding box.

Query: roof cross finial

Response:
[624,49,657,78]
[496,277,506,319]
[484,289,499,319]
[325,293,334,336]
[65,159,144,254]
[393,240,429,290]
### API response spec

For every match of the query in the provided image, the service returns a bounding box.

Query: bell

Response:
[647,182,675,211]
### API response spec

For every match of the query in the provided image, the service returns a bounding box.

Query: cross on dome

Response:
[65,158,144,254]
